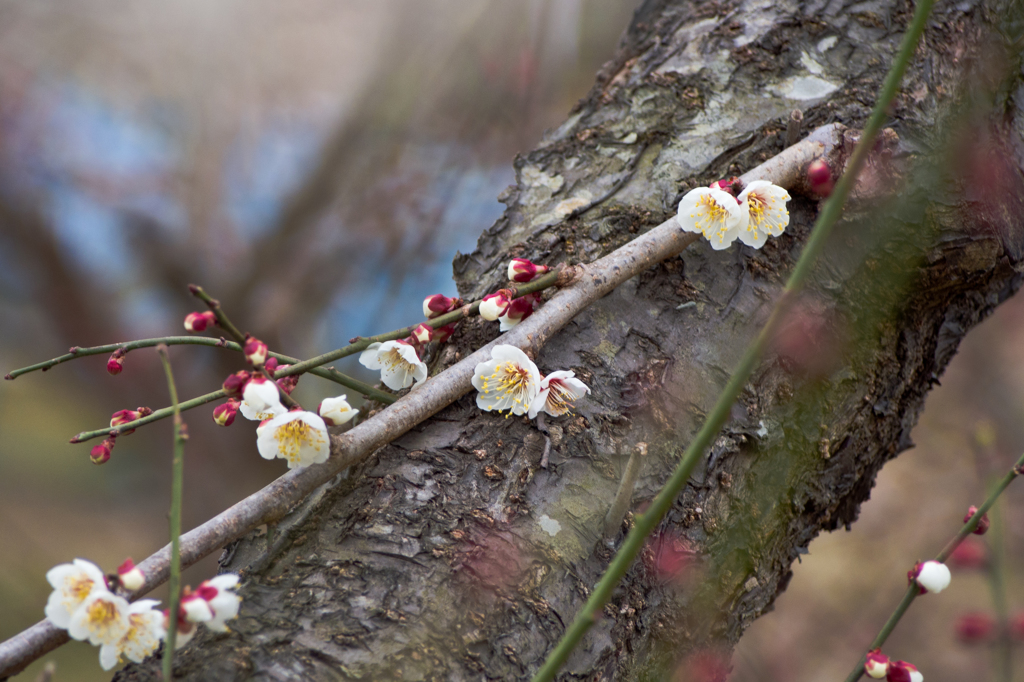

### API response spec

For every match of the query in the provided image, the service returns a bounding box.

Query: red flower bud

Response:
[276,373,299,395]
[411,323,434,345]
[264,357,280,372]
[709,176,742,197]
[864,649,890,679]
[807,158,834,197]
[106,352,125,375]
[90,437,116,465]
[110,407,152,435]
[964,505,990,535]
[183,311,217,333]
[955,612,996,643]
[423,294,459,319]
[117,558,145,592]
[212,400,240,427]
[886,660,922,682]
[507,258,551,283]
[499,296,536,330]
[243,335,268,368]
[222,370,251,398]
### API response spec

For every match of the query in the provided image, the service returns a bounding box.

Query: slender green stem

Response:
[530,1,935,678]
[842,450,1024,682]
[157,345,186,676]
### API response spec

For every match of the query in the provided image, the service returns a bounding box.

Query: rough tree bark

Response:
[116,0,1024,679]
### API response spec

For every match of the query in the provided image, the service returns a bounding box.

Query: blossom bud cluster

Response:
[677,179,791,250]
[43,557,240,671]
[472,345,589,419]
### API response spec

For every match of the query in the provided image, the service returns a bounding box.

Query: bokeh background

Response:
[0,1,1020,680]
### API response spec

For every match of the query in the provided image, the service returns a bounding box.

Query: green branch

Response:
[157,345,186,676]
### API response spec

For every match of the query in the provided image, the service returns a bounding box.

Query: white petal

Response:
[240,380,286,421]
[99,644,120,671]
[527,389,549,419]
[182,598,213,623]
[358,342,383,370]
[916,561,951,593]
[498,314,520,332]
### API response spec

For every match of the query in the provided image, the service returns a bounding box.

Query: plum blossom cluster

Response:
[677,177,791,250]
[472,345,589,418]
[476,258,550,332]
[43,558,242,671]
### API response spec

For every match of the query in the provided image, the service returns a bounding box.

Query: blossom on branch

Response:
[239,376,286,421]
[256,410,330,469]
[677,186,745,250]
[479,291,512,321]
[358,340,428,390]
[886,660,923,682]
[243,334,268,368]
[472,345,540,416]
[736,180,791,248]
[508,258,550,283]
[45,559,107,629]
[964,505,990,535]
[116,559,145,592]
[411,323,434,345]
[67,589,131,646]
[528,370,590,418]
[909,560,951,594]
[98,599,164,671]
[194,575,241,632]
[498,295,537,331]
[423,294,459,319]
[183,311,216,333]
[319,395,358,427]
[106,352,125,376]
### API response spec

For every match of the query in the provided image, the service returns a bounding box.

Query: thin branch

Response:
[0,125,844,680]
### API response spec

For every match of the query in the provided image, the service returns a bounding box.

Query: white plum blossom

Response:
[98,599,164,671]
[196,574,242,632]
[45,559,107,629]
[472,345,541,416]
[319,395,359,426]
[912,560,951,594]
[736,180,791,248]
[239,376,286,421]
[67,589,131,646]
[358,340,428,391]
[479,291,512,321]
[257,410,331,469]
[677,186,746,250]
[528,371,590,418]
[181,594,214,623]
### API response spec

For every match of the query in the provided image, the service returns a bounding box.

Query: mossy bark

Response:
[116,0,1024,679]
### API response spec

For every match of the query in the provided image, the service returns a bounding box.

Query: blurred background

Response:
[0,1,1021,680]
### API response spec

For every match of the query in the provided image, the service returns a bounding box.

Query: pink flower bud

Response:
[110,407,152,435]
[948,537,987,569]
[479,291,512,321]
[434,323,457,344]
[507,258,551,283]
[106,352,125,375]
[276,373,299,395]
[222,370,251,397]
[807,158,833,196]
[183,311,217,333]
[886,660,922,682]
[411,323,434,345]
[212,400,240,427]
[264,357,280,372]
[243,335,268,368]
[423,294,459,319]
[498,296,536,331]
[864,649,890,679]
[117,558,145,592]
[955,612,995,643]
[90,437,116,465]
[964,505,990,535]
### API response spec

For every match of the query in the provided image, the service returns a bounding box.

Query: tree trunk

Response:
[117,0,1024,679]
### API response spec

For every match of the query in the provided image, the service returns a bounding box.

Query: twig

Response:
[0,125,845,680]
[841,450,1024,682]
[156,345,186,677]
[787,109,804,147]
[603,443,646,539]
